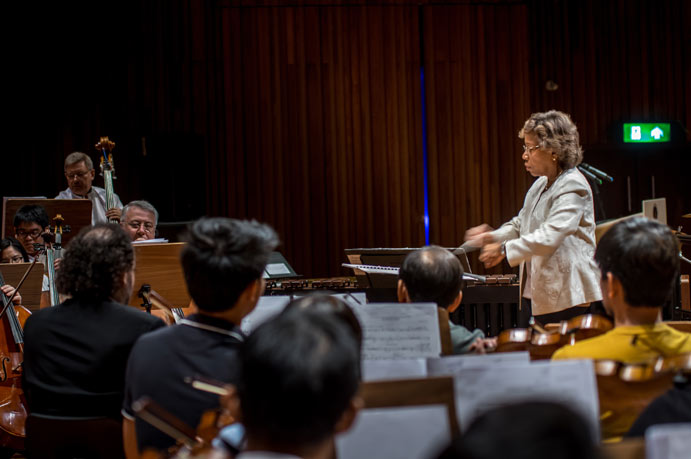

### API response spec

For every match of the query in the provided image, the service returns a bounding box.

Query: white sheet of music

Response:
[336,405,450,459]
[361,359,428,382]
[353,303,441,360]
[240,296,291,334]
[451,359,600,439]
[333,292,367,306]
[426,352,531,376]
[646,423,691,459]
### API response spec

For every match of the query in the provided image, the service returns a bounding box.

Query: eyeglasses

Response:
[1,255,24,264]
[16,228,42,239]
[126,221,155,233]
[522,144,541,153]
[65,170,91,180]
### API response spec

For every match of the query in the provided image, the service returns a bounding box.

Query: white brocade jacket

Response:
[490,167,602,315]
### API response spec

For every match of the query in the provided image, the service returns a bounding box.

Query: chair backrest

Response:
[360,376,458,433]
[26,415,124,459]
[437,307,453,356]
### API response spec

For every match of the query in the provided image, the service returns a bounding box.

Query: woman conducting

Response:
[465,110,601,325]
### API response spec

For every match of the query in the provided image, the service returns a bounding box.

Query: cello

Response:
[96,137,118,223]
[0,271,32,452]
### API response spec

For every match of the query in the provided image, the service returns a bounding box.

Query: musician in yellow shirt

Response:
[552,217,691,362]
[552,217,691,439]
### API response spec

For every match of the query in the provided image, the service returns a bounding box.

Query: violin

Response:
[495,314,613,360]
[133,397,231,459]
[138,285,190,326]
[96,136,118,223]
[0,271,32,452]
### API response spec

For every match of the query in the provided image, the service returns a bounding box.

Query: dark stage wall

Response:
[4,0,690,278]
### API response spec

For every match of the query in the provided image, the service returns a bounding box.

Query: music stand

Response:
[0,262,44,311]
[2,198,92,246]
[127,242,191,309]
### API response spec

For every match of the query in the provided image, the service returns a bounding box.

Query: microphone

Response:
[577,166,602,186]
[580,163,614,182]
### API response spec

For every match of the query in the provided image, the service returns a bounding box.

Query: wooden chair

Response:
[600,438,645,459]
[360,376,459,434]
[437,307,453,356]
[25,414,124,459]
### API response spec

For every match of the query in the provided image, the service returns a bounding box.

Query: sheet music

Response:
[353,303,441,360]
[451,359,600,440]
[240,296,291,334]
[426,352,531,376]
[342,263,483,282]
[362,359,428,382]
[646,423,691,459]
[132,238,169,244]
[336,405,451,459]
[333,292,367,306]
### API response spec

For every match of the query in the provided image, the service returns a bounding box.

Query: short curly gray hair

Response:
[518,110,583,169]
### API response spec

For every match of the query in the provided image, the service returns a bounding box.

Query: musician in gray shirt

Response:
[56,151,122,224]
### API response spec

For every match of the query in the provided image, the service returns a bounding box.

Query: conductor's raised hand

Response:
[464,224,495,248]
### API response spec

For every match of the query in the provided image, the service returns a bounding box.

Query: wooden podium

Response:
[2,198,92,246]
[127,242,191,309]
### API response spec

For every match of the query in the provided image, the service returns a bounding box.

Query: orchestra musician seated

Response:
[22,225,164,436]
[552,217,691,362]
[120,200,159,241]
[223,309,362,459]
[122,218,278,456]
[0,237,50,307]
[398,246,496,354]
[13,204,50,261]
[56,151,123,224]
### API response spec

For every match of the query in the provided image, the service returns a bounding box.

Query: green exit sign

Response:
[623,123,671,143]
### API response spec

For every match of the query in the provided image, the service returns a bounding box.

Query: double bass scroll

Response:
[95,136,118,223]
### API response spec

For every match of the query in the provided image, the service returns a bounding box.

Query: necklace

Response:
[544,168,564,191]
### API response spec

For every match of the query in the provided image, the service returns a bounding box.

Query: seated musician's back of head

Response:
[595,216,679,313]
[436,401,598,459]
[398,245,493,353]
[57,224,136,304]
[122,217,279,454]
[231,310,362,459]
[22,224,164,421]
[13,204,50,257]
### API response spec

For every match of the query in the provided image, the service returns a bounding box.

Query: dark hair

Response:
[56,224,134,302]
[282,294,363,351]
[181,218,278,312]
[595,217,679,307]
[399,245,464,309]
[238,311,360,448]
[436,401,598,459]
[13,205,50,229]
[0,238,29,262]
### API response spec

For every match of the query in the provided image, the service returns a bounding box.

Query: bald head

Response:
[398,245,464,309]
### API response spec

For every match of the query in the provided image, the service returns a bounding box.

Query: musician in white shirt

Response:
[120,200,158,241]
[56,151,123,224]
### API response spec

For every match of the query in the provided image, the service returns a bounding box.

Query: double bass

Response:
[96,137,118,224]
[0,272,32,451]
